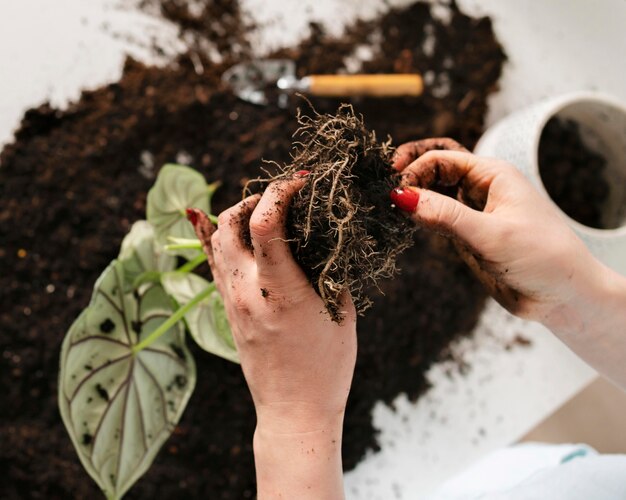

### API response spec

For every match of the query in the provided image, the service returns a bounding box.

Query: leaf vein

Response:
[132,378,149,453]
[114,267,132,344]
[89,358,134,463]
[69,354,132,403]
[115,362,135,490]
[136,357,168,431]
[69,335,129,350]
[143,347,188,368]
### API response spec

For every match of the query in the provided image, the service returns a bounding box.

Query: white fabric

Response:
[429,443,626,500]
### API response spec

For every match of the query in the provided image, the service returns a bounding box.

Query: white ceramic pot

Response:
[474,91,626,276]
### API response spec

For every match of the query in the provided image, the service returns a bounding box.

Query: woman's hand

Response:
[391,139,626,390]
[188,175,356,499]
[391,138,596,325]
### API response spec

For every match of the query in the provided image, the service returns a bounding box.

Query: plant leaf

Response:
[146,164,211,259]
[118,221,175,288]
[59,261,196,499]
[161,272,239,364]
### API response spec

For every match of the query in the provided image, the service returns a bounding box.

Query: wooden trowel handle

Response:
[308,74,423,97]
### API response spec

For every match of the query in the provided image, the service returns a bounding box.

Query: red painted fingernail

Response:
[390,187,419,212]
[185,208,198,226]
[294,170,310,178]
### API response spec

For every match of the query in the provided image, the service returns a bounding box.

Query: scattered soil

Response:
[0,1,504,498]
[538,117,611,228]
[253,105,417,321]
[504,334,532,351]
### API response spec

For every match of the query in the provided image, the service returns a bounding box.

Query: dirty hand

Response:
[391,138,626,391]
[188,175,356,499]
[390,138,603,327]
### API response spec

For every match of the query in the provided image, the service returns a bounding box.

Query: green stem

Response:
[177,253,206,273]
[209,214,219,225]
[164,242,202,251]
[132,285,215,353]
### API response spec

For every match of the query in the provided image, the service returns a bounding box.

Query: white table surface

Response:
[2,1,625,498]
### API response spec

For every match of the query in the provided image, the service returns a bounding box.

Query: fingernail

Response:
[390,187,419,212]
[294,170,310,178]
[185,208,199,226]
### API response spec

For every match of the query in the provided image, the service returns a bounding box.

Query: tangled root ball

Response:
[253,104,417,322]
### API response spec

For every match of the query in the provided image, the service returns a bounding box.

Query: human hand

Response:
[188,175,356,499]
[390,138,602,329]
[188,177,356,432]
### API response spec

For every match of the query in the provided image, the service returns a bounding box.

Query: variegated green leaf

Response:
[59,261,196,499]
[146,164,213,259]
[161,272,239,363]
[118,221,175,288]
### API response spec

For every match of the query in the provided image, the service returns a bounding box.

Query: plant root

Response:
[248,104,417,322]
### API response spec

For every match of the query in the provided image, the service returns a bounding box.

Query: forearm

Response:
[253,415,345,500]
[543,257,626,391]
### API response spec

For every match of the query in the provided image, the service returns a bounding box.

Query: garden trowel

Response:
[222,59,423,107]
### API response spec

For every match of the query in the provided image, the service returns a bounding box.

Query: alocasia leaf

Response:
[161,272,239,363]
[146,164,214,259]
[118,220,175,288]
[59,261,196,499]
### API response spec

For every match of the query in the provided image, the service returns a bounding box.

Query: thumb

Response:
[391,186,484,242]
[185,207,217,269]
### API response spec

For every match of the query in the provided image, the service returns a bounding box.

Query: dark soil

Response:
[0,1,504,498]
[538,117,610,228]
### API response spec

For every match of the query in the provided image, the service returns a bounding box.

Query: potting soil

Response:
[0,1,504,497]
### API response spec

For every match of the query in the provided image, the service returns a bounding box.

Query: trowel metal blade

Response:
[222,59,296,106]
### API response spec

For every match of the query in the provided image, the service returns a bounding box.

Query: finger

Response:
[186,208,231,297]
[209,230,229,297]
[216,194,261,266]
[186,208,217,270]
[392,186,485,242]
[249,176,308,279]
[399,150,497,209]
[392,137,468,171]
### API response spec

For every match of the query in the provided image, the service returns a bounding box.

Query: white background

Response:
[2,1,625,497]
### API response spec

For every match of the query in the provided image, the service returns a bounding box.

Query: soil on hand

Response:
[255,105,417,321]
[538,117,611,228]
[0,1,504,498]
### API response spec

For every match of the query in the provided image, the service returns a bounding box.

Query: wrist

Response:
[254,419,344,451]
[253,414,345,500]
[255,401,346,435]
[540,255,626,388]
[542,255,625,335]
